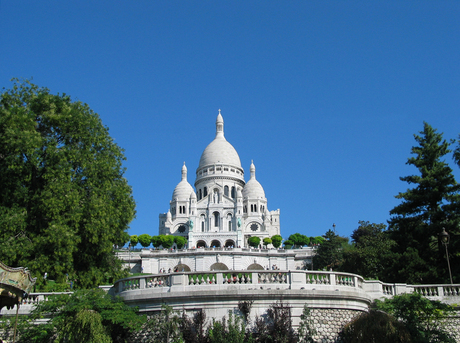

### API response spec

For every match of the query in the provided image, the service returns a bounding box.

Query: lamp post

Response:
[439,228,453,284]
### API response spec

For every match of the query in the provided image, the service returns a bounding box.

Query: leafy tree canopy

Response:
[129,235,139,248]
[16,288,145,343]
[374,293,455,343]
[313,230,349,271]
[151,235,162,248]
[288,233,310,247]
[160,234,175,249]
[137,234,151,248]
[271,235,282,248]
[263,237,272,247]
[248,236,261,248]
[174,236,187,249]
[341,221,396,279]
[388,122,460,284]
[0,79,135,288]
[283,239,294,248]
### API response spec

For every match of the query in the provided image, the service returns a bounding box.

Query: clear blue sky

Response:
[1,1,459,242]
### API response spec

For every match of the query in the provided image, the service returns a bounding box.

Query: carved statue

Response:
[237,218,241,228]
[189,219,194,229]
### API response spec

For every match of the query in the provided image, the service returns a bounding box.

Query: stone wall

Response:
[128,308,460,343]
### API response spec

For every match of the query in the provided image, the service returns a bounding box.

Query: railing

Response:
[113,270,363,294]
[2,278,460,317]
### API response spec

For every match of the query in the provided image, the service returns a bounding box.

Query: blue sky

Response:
[1,1,459,242]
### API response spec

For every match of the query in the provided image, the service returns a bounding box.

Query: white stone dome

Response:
[243,161,266,199]
[198,112,242,169]
[172,163,194,200]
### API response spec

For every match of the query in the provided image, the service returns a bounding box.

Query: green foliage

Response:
[174,236,188,249]
[129,235,139,248]
[16,288,145,343]
[341,221,396,279]
[263,237,272,247]
[207,312,249,343]
[340,309,411,343]
[283,239,293,248]
[151,235,162,248]
[114,231,130,248]
[143,305,183,343]
[297,306,317,343]
[248,236,261,248]
[137,234,151,248]
[161,235,175,249]
[388,123,460,284]
[313,230,349,271]
[288,233,310,247]
[0,79,136,288]
[271,235,282,248]
[374,292,455,343]
[253,301,298,343]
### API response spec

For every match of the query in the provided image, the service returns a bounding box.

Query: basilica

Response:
[159,111,280,249]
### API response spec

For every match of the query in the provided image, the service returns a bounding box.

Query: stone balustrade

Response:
[113,270,366,295]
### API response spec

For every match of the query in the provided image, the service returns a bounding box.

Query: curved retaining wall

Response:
[114,271,460,342]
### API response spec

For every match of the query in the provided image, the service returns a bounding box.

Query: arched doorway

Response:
[225,240,235,248]
[196,240,207,248]
[247,263,264,270]
[174,264,191,272]
[210,262,229,271]
[210,240,221,248]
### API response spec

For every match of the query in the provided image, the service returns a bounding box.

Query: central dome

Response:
[198,112,242,169]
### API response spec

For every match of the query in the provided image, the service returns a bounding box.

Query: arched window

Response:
[201,214,206,232]
[204,187,208,197]
[214,212,220,227]
[227,213,232,231]
[224,186,229,196]
[199,189,202,200]
[231,186,235,199]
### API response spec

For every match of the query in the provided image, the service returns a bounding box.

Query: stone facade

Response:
[159,112,280,249]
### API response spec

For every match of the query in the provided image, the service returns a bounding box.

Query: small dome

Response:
[198,111,242,169]
[243,161,266,199]
[172,163,194,201]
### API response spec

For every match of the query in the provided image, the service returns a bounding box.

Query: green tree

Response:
[160,235,175,249]
[374,293,455,343]
[248,236,261,248]
[388,123,460,284]
[207,312,249,343]
[16,288,145,343]
[151,235,162,248]
[313,230,349,271]
[288,233,310,248]
[0,79,135,288]
[137,234,151,248]
[341,221,396,279]
[340,309,411,343]
[174,236,187,249]
[297,305,316,343]
[114,231,130,249]
[143,305,183,343]
[263,237,272,248]
[129,235,139,248]
[283,239,293,248]
[253,301,297,343]
[271,235,282,248]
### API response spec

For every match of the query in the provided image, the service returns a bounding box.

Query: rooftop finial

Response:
[216,110,224,138]
[181,162,187,181]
